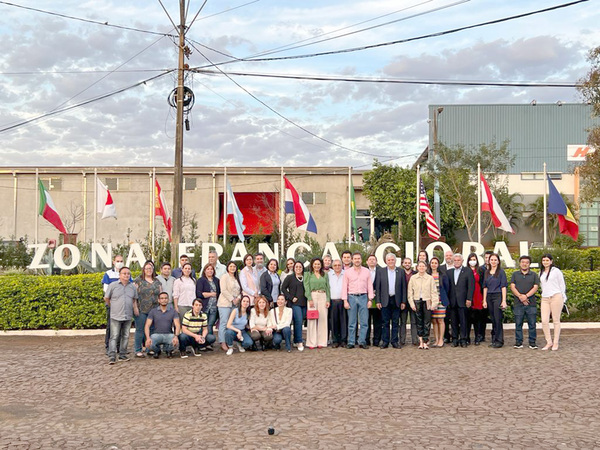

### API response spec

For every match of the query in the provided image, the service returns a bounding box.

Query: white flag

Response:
[97,178,117,219]
[226,181,245,242]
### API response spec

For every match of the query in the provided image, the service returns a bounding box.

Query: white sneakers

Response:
[236,342,246,353]
[297,344,304,352]
[226,348,234,356]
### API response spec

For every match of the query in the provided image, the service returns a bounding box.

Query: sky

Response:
[0,0,598,170]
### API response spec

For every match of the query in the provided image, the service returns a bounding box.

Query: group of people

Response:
[102,248,567,364]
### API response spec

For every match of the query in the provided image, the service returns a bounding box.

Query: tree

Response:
[526,195,577,244]
[577,46,600,203]
[362,160,461,242]
[489,189,525,237]
[427,140,515,241]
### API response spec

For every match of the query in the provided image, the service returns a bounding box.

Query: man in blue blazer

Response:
[447,253,475,347]
[375,253,406,349]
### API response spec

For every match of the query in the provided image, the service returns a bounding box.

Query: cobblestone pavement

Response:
[1,329,600,449]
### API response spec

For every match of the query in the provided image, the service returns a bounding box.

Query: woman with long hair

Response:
[539,254,567,351]
[467,252,486,345]
[407,261,438,349]
[417,250,429,266]
[173,262,196,322]
[429,257,449,348]
[279,258,296,283]
[217,261,242,351]
[281,260,307,352]
[133,260,161,357]
[482,253,507,349]
[269,294,293,352]
[196,263,221,340]
[249,295,274,351]
[224,295,253,355]
[303,257,330,349]
[260,258,280,307]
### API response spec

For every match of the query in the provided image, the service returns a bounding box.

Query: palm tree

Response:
[526,195,576,244]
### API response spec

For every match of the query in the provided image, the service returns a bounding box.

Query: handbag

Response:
[306,309,319,320]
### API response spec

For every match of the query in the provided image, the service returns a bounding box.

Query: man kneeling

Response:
[179,298,216,357]
[145,292,181,359]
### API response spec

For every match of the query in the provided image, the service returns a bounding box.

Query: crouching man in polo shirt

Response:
[104,266,139,365]
[144,292,181,359]
[179,298,216,357]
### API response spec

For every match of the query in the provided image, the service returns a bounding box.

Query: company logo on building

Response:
[567,145,595,161]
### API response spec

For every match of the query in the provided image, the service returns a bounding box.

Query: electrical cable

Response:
[187,40,398,159]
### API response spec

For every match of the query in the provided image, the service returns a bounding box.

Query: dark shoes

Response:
[452,341,459,347]
[347,344,355,349]
[391,343,400,349]
[108,357,116,365]
[359,344,369,349]
[489,343,503,348]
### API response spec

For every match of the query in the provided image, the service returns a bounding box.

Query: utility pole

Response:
[171,0,186,264]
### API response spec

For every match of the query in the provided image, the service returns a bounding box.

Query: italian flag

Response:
[38,180,67,234]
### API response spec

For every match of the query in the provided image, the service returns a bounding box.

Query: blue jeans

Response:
[273,327,292,351]
[207,308,218,336]
[149,333,175,353]
[292,305,306,344]
[224,329,253,348]
[179,333,216,352]
[514,301,537,345]
[348,294,369,346]
[108,319,131,358]
[134,312,148,353]
[217,306,232,343]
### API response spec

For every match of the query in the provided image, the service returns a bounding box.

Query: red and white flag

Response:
[480,174,514,233]
[419,180,441,240]
[96,178,117,219]
[155,180,172,241]
[38,180,67,234]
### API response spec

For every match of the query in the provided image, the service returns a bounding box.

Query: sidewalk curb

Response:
[2,322,600,337]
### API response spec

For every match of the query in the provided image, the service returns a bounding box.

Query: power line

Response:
[187,40,398,159]
[0,69,171,75]
[217,0,589,64]
[194,69,578,88]
[0,71,173,134]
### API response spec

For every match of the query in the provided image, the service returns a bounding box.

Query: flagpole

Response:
[543,162,547,247]
[35,168,39,244]
[280,167,285,255]
[82,171,87,242]
[211,171,216,242]
[416,165,420,253]
[348,167,352,245]
[152,168,156,257]
[93,169,98,242]
[223,167,227,245]
[477,163,481,244]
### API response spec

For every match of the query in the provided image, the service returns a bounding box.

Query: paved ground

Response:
[1,329,599,449]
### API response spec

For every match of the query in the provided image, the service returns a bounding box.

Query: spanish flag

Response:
[547,177,578,241]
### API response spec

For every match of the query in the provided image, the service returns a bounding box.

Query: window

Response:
[184,177,197,190]
[40,177,62,191]
[301,192,326,205]
[302,192,314,205]
[104,177,130,191]
[520,172,562,180]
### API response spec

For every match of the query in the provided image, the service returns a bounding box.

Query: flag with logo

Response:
[38,180,67,234]
[547,176,578,240]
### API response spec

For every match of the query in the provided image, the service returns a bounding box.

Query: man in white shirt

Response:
[328,259,347,348]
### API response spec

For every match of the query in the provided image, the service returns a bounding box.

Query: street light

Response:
[432,107,443,227]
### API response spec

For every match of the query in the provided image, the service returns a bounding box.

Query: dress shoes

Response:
[391,343,400,349]
[460,342,467,348]
[451,341,459,347]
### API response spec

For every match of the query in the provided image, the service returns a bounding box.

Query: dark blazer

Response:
[439,263,451,276]
[375,266,406,308]
[447,266,475,308]
[281,273,307,307]
[436,272,450,307]
[260,271,276,303]
[195,276,220,311]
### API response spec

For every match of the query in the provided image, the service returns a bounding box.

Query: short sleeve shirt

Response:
[106,281,138,321]
[510,270,540,302]
[148,307,179,334]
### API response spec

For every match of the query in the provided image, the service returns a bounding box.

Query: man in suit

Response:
[376,253,406,348]
[447,253,475,347]
[439,250,455,343]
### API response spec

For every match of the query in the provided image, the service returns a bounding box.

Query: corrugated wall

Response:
[429,103,598,174]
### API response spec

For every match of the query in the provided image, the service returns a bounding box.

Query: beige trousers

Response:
[306,291,328,348]
[541,293,564,346]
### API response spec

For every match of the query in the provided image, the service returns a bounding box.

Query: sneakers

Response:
[514,344,523,349]
[166,351,173,358]
[118,355,130,362]
[192,348,202,356]
[108,357,116,365]
[297,344,304,352]
[180,351,189,359]
[236,342,246,353]
[135,352,145,358]
[529,344,538,350]
[226,348,234,356]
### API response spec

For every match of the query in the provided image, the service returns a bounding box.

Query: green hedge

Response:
[1,270,600,330]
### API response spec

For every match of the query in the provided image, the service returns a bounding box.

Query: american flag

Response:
[419,180,441,240]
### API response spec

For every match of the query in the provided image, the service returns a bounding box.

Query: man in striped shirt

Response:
[179,298,216,357]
